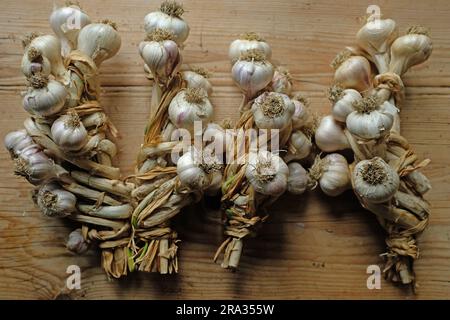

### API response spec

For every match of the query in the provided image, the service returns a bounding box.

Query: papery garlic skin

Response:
[246,150,289,196]
[287,130,312,161]
[251,92,295,130]
[329,86,361,122]
[315,115,349,152]
[4,130,34,156]
[333,53,372,93]
[23,78,68,117]
[51,112,88,151]
[291,97,310,129]
[270,67,292,95]
[229,34,272,63]
[21,51,51,78]
[77,22,121,66]
[316,153,350,197]
[144,4,189,45]
[168,88,213,133]
[353,157,400,203]
[37,182,77,217]
[13,145,55,185]
[50,5,91,56]
[66,229,89,254]
[346,107,393,140]
[287,162,307,195]
[139,39,181,80]
[182,70,213,96]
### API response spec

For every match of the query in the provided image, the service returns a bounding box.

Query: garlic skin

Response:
[356,16,398,73]
[270,67,292,95]
[37,182,77,217]
[287,130,312,161]
[328,86,361,122]
[333,52,372,93]
[251,92,295,130]
[144,3,190,45]
[310,153,350,197]
[287,162,307,195]
[23,76,68,117]
[389,27,432,76]
[4,130,34,156]
[77,22,121,66]
[246,150,289,196]
[21,50,51,78]
[229,33,272,63]
[168,88,213,133]
[182,70,213,96]
[49,5,91,56]
[13,145,55,185]
[66,228,89,254]
[51,112,88,151]
[231,49,274,99]
[139,39,181,80]
[291,97,310,129]
[315,115,349,152]
[353,157,400,203]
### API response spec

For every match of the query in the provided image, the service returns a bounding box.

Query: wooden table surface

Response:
[0,0,449,300]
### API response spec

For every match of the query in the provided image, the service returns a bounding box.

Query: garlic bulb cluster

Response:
[229,32,272,63]
[251,92,295,130]
[353,157,399,203]
[51,111,88,151]
[23,74,67,116]
[144,1,190,45]
[270,67,293,95]
[246,150,289,196]
[327,85,361,122]
[331,50,372,93]
[287,162,308,195]
[315,115,349,152]
[182,69,213,96]
[168,88,213,133]
[37,182,77,217]
[231,49,274,99]
[66,228,90,254]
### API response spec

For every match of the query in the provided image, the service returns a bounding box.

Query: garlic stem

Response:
[70,170,133,198]
[77,203,133,219]
[62,182,122,206]
[70,213,125,229]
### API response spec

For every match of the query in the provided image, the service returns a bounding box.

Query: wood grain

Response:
[0,0,449,299]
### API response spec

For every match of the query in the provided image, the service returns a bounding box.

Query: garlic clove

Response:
[66,228,90,254]
[315,115,349,152]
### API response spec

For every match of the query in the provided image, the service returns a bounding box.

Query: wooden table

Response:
[0,0,449,299]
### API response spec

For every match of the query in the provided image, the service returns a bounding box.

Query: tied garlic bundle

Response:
[214,35,317,270]
[316,12,432,289]
[5,4,134,279]
[129,1,223,274]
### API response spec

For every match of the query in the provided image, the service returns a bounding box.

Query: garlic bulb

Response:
[287,162,307,195]
[229,32,272,63]
[251,92,295,130]
[346,96,393,140]
[168,88,213,133]
[49,4,91,56]
[332,50,372,93]
[4,130,34,156]
[231,49,274,99]
[287,130,312,161]
[77,21,121,66]
[246,150,289,196]
[327,85,361,122]
[309,153,350,196]
[291,95,310,129]
[13,145,55,184]
[37,182,77,217]
[353,157,399,203]
[389,26,432,76]
[21,47,51,78]
[66,228,89,254]
[51,111,88,151]
[144,1,189,45]
[270,67,292,94]
[356,16,398,73]
[23,74,68,117]
[139,36,181,80]
[315,115,349,152]
[182,69,213,96]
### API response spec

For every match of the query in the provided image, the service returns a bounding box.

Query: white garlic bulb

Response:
[380,100,400,133]
[229,32,272,63]
[246,150,289,196]
[346,96,393,140]
[21,47,52,78]
[353,157,400,203]
[49,4,91,56]
[182,70,213,96]
[37,182,77,217]
[66,228,89,254]
[328,85,361,122]
[77,21,121,66]
[291,96,310,129]
[4,129,34,156]
[144,1,190,45]
[309,153,350,197]
[51,111,88,151]
[287,162,307,195]
[231,49,274,99]
[23,75,68,117]
[332,51,372,93]
[315,115,349,152]
[13,145,55,185]
[251,92,295,130]
[168,88,213,133]
[287,130,312,161]
[270,67,292,94]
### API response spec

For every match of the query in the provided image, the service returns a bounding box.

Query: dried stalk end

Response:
[184,87,206,104]
[254,160,276,183]
[27,47,42,62]
[302,112,319,139]
[65,0,82,8]
[22,32,39,49]
[199,163,222,174]
[28,73,49,89]
[146,28,175,42]
[240,32,265,42]
[261,95,285,118]
[327,85,344,103]
[160,1,184,17]
[65,110,82,128]
[360,160,387,185]
[407,25,429,36]
[221,118,233,129]
[331,49,352,70]
[101,19,118,31]
[239,49,266,62]
[190,66,211,78]
[41,190,57,209]
[13,157,30,177]
[293,93,310,107]
[277,66,292,81]
[352,95,379,114]
[307,155,324,188]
